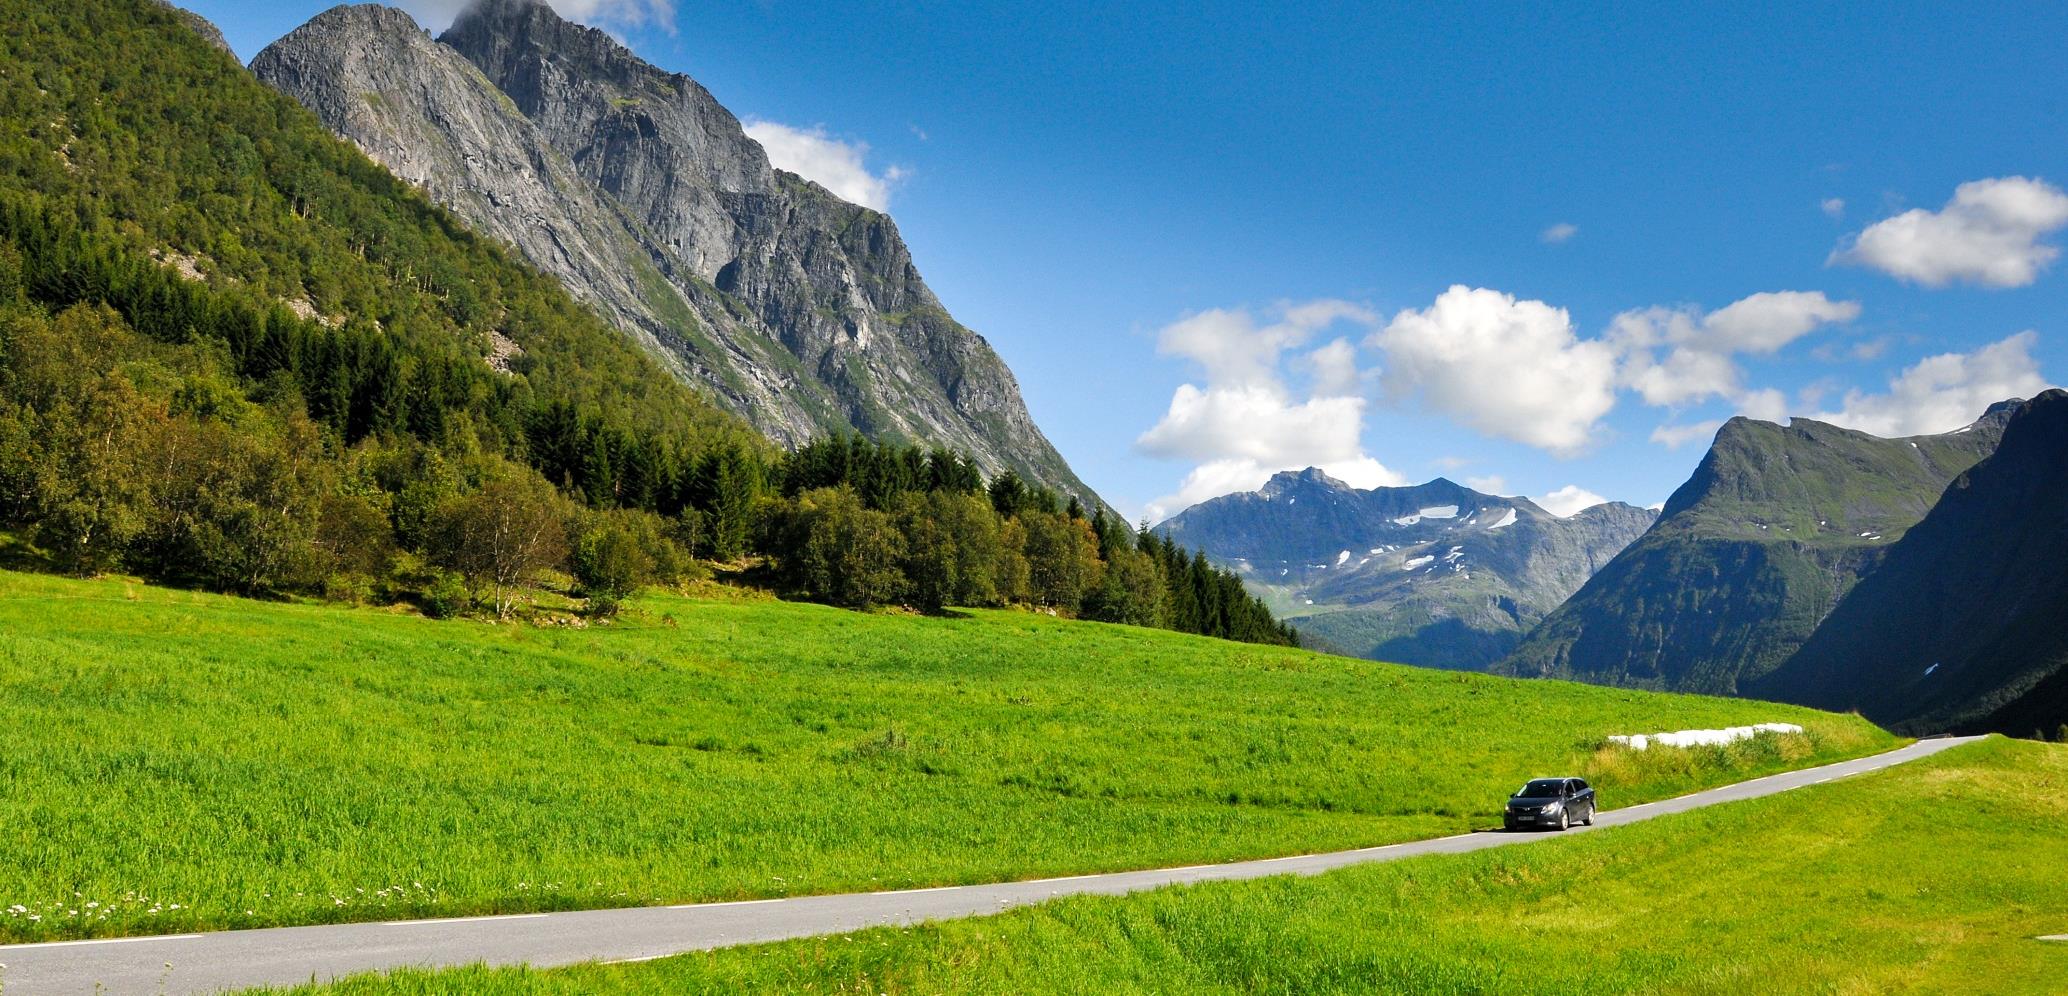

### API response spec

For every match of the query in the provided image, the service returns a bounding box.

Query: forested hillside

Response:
[0,0,1284,644]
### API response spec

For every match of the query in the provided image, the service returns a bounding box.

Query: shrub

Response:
[421,569,470,619]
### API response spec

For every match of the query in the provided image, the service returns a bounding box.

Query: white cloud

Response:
[742,120,905,212]
[1153,302,1372,390]
[1372,286,1618,455]
[1464,474,1508,495]
[1139,302,1401,520]
[1809,331,2051,436]
[1821,198,1845,219]
[1532,485,1609,518]
[1830,176,2068,288]
[1540,222,1578,244]
[1736,387,1788,422]
[404,0,675,32]
[1301,338,1362,398]
[1610,291,1859,416]
[1649,420,1724,449]
[1138,384,1370,466]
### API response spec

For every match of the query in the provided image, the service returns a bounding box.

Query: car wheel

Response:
[1557,810,1569,831]
[1583,804,1595,826]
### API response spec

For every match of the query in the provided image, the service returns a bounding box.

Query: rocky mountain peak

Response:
[1158,474,1655,669]
[442,0,776,208]
[1258,467,1351,497]
[257,2,1096,504]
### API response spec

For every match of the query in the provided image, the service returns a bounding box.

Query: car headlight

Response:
[1541,803,1561,812]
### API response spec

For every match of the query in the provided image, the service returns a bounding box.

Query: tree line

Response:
[759,437,1297,645]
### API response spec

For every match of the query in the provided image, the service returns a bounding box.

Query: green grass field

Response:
[244,736,2068,995]
[0,569,1888,943]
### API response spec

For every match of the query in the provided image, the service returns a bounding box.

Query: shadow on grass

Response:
[0,530,59,574]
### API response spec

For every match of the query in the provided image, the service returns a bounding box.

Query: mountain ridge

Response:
[1752,390,2068,735]
[254,0,1096,503]
[1497,403,2019,694]
[1159,471,1655,668]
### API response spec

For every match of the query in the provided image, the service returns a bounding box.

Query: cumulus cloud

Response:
[743,120,906,212]
[1649,420,1724,449]
[1609,291,1859,421]
[1464,474,1508,494]
[1809,331,2051,436]
[1540,222,1578,244]
[1821,198,1845,219]
[1532,485,1609,518]
[1138,302,1401,520]
[1301,338,1363,398]
[1372,286,1618,455]
[1138,385,1369,467]
[1830,176,2068,288]
[404,0,676,32]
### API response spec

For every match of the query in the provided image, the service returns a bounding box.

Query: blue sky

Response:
[191,1,2068,521]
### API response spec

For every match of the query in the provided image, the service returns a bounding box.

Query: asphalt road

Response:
[0,736,1983,995]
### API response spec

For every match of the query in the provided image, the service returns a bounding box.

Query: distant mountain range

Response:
[1496,402,2018,695]
[253,0,1093,501]
[1158,471,1656,668]
[1166,392,2064,737]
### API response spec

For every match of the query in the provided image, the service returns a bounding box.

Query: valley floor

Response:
[0,569,1887,945]
[241,736,2068,995]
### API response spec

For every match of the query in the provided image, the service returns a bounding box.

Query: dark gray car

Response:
[1503,777,1595,831]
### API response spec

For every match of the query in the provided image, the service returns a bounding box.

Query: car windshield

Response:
[1515,779,1566,798]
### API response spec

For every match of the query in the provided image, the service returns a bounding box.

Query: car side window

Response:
[1575,779,1589,793]
[1566,779,1580,795]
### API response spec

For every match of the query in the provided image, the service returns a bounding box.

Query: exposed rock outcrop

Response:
[254,0,1094,501]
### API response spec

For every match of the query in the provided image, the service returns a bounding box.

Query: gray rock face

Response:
[1158,470,1656,669]
[253,0,1093,502]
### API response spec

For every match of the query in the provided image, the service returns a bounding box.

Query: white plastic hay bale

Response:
[1607,723,1802,751]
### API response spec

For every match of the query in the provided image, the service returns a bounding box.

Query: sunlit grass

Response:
[247,738,2068,995]
[0,569,1888,942]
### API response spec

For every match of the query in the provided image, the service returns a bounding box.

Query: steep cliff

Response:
[254,0,1093,500]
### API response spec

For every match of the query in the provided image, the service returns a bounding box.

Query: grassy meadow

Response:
[0,568,1889,942]
[246,736,2068,995]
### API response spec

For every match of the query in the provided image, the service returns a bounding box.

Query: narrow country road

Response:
[0,736,1983,995]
